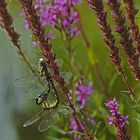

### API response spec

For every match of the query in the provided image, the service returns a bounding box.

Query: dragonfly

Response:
[38,58,59,108]
[23,58,71,131]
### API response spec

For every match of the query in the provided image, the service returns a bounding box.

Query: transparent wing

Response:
[24,82,48,99]
[23,110,44,127]
[14,73,48,99]
[57,105,72,116]
[38,111,57,132]
[14,75,33,88]
[47,58,64,75]
[61,71,72,84]
[64,102,83,114]
[24,86,41,99]
[55,58,63,68]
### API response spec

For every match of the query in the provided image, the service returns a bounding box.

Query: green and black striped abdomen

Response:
[41,97,59,110]
[38,58,59,110]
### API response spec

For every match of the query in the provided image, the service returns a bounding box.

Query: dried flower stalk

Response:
[20,0,92,139]
[108,0,140,80]
[0,0,36,75]
[88,0,135,97]
[124,0,140,56]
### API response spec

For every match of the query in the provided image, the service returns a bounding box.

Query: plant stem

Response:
[60,30,72,67]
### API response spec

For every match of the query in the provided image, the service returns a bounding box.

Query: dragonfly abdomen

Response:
[38,58,59,110]
[41,99,59,110]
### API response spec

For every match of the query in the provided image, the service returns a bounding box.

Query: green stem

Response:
[77,10,109,98]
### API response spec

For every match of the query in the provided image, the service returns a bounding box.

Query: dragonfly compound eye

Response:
[38,58,45,66]
[35,96,43,105]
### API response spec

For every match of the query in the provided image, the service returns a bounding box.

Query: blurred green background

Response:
[1,0,140,140]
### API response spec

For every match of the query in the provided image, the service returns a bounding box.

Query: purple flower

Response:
[70,112,95,140]
[105,98,119,116]
[47,31,55,40]
[70,113,83,140]
[34,0,44,11]
[70,28,80,38]
[71,0,81,5]
[75,80,94,107]
[114,25,122,33]
[21,0,82,47]
[105,98,130,140]
[70,80,94,139]
[23,0,81,38]
[70,113,84,131]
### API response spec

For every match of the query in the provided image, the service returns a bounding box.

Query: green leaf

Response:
[108,72,118,93]
[58,106,71,116]
[65,131,86,136]
[122,94,135,106]
[93,121,102,136]
[87,47,97,65]
[92,110,98,117]
[132,118,140,123]
[52,126,66,135]
[94,136,98,140]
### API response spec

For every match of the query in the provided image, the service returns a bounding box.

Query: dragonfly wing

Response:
[14,75,31,88]
[15,74,48,99]
[38,111,57,132]
[57,106,72,116]
[24,87,39,99]
[38,119,53,132]
[25,85,47,99]
[73,102,83,112]
[60,71,72,84]
[23,110,44,127]
[55,58,63,67]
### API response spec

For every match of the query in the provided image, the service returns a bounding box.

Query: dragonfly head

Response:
[38,58,46,67]
[35,93,47,105]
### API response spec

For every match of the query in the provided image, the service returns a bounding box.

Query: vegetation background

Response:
[0,0,140,140]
